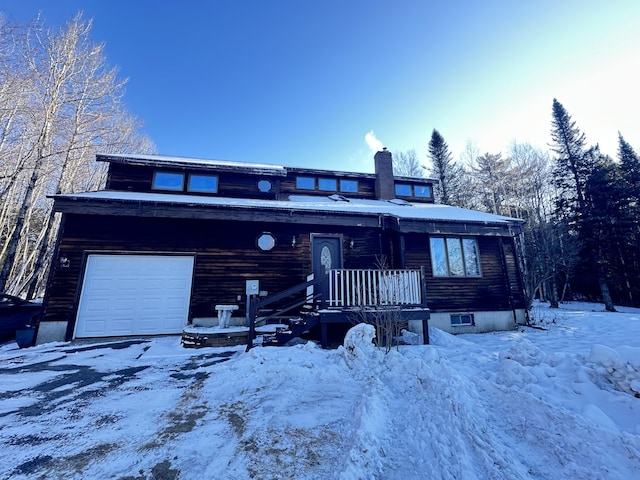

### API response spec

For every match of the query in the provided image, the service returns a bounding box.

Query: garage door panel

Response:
[75,255,194,338]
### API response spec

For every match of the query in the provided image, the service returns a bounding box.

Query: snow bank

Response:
[588,344,640,397]
[2,303,640,479]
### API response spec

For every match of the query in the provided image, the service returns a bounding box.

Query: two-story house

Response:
[36,149,526,347]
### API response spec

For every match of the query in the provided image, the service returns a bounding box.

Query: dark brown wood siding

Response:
[42,214,387,333]
[278,176,377,199]
[106,163,281,200]
[402,233,525,312]
[106,162,381,201]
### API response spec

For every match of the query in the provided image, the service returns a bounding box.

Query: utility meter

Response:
[245,280,260,295]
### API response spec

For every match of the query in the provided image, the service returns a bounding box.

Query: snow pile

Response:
[588,344,640,397]
[1,302,640,479]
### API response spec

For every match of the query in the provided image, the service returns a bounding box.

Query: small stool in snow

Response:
[215,305,239,328]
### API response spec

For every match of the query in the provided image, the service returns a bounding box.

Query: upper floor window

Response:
[296,177,315,190]
[430,237,481,277]
[414,185,432,198]
[257,179,272,192]
[395,184,412,196]
[152,172,184,191]
[339,179,358,193]
[318,178,337,191]
[395,183,432,198]
[188,174,218,193]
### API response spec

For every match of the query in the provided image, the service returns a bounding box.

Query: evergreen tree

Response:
[549,99,596,220]
[618,133,640,202]
[427,129,455,204]
[580,154,639,308]
[549,99,614,310]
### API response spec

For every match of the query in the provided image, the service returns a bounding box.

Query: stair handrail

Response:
[247,274,325,351]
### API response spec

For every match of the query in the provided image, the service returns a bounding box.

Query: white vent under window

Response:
[328,194,349,202]
[388,198,411,206]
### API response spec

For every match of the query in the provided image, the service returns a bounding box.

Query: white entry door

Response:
[74,254,194,338]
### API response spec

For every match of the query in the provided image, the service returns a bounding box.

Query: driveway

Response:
[0,338,239,479]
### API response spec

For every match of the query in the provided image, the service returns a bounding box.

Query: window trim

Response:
[152,171,185,192]
[187,173,219,193]
[429,236,482,278]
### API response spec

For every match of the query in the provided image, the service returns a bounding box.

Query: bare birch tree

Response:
[0,13,155,296]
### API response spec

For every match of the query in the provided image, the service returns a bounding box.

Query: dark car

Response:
[0,294,42,342]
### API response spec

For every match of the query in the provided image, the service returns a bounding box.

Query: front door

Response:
[311,235,343,284]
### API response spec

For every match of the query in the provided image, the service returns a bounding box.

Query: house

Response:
[36,149,527,347]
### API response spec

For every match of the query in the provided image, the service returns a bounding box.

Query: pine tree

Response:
[427,129,466,206]
[549,99,596,220]
[549,99,614,311]
[618,133,640,201]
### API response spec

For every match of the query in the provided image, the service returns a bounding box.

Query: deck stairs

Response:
[254,312,320,346]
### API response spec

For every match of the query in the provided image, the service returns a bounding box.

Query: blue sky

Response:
[2,1,639,172]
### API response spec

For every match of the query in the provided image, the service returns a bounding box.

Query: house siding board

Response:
[402,233,525,312]
[106,163,280,200]
[42,214,386,334]
[278,176,377,199]
[107,163,154,192]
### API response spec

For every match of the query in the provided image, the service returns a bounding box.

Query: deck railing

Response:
[326,269,422,307]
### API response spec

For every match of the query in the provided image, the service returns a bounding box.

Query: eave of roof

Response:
[97,153,288,177]
[51,191,524,235]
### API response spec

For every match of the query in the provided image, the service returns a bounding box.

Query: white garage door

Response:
[75,254,194,338]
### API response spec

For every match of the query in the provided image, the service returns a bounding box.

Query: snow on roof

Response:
[57,190,523,225]
[97,153,287,174]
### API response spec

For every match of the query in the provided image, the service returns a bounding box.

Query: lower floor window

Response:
[450,313,474,326]
[430,236,481,277]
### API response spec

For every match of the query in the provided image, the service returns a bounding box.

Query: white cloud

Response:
[365,131,384,152]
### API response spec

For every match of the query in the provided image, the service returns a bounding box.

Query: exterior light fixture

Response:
[291,235,297,248]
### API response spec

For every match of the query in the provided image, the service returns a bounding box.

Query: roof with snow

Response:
[97,153,288,176]
[52,190,524,235]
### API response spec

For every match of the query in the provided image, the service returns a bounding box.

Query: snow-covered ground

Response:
[1,301,639,479]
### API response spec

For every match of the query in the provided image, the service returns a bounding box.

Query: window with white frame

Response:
[450,313,474,326]
[429,237,481,277]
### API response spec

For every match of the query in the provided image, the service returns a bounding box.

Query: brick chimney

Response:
[374,148,395,200]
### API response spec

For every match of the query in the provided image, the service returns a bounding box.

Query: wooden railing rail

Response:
[327,269,422,307]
